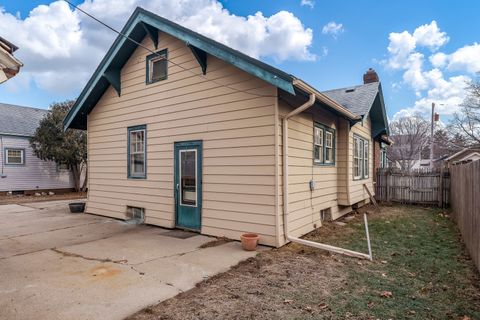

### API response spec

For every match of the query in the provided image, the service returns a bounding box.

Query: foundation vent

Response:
[126,206,145,224]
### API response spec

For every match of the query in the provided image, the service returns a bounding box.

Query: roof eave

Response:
[292,79,361,121]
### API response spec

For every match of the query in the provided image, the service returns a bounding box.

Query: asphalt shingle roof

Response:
[0,103,48,137]
[321,82,380,117]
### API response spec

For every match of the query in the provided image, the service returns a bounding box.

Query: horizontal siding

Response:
[277,99,343,242]
[86,32,277,246]
[0,136,73,192]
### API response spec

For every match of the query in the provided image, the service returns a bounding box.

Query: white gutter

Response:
[282,92,373,261]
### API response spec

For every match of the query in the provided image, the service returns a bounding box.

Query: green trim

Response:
[4,147,26,166]
[174,140,203,231]
[63,7,296,130]
[147,49,168,83]
[103,67,121,96]
[146,49,168,84]
[141,22,158,49]
[313,122,336,166]
[188,44,207,75]
[352,134,369,181]
[127,125,147,179]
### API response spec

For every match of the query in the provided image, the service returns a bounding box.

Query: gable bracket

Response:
[102,67,121,97]
[141,22,158,49]
[187,43,207,75]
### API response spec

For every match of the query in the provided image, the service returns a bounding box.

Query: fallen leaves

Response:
[380,291,393,298]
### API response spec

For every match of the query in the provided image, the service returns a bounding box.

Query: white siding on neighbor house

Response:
[0,135,74,192]
[86,32,279,246]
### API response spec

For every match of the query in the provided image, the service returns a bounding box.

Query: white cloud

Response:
[385,21,472,120]
[300,0,315,9]
[322,21,344,38]
[412,21,449,50]
[429,52,448,68]
[445,43,480,73]
[0,0,316,94]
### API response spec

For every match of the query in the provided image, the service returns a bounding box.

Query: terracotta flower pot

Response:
[240,233,260,251]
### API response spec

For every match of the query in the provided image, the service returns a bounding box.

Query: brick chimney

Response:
[363,68,379,84]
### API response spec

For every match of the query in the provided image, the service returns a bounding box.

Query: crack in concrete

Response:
[51,248,128,264]
[1,221,103,240]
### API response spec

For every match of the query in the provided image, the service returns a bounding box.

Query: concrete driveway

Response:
[0,201,261,320]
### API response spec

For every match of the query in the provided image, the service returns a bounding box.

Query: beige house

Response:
[0,36,22,83]
[64,8,390,247]
[444,147,480,167]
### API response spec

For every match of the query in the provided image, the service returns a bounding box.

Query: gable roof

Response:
[64,7,361,130]
[0,103,48,137]
[64,7,297,130]
[322,82,379,116]
[322,82,389,137]
[445,147,480,161]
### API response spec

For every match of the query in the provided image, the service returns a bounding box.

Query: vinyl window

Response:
[146,49,168,84]
[5,148,24,165]
[353,135,369,180]
[313,123,335,165]
[128,125,146,178]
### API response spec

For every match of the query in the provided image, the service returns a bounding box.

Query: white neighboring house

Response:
[0,103,74,194]
[444,147,480,167]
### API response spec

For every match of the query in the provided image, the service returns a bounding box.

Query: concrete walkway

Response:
[0,201,263,320]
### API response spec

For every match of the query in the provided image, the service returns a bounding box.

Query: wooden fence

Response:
[375,168,450,207]
[450,161,480,272]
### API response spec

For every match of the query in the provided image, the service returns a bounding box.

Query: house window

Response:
[146,49,168,84]
[380,149,387,168]
[314,123,335,165]
[5,148,24,165]
[353,135,369,180]
[128,125,146,178]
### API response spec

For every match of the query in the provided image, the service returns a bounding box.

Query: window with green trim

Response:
[128,125,146,178]
[146,49,168,84]
[313,123,335,165]
[353,135,369,180]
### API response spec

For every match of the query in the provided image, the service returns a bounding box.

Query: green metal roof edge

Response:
[64,7,296,130]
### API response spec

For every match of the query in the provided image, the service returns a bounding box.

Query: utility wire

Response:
[62,0,277,98]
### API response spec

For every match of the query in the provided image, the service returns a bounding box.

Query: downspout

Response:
[282,93,372,260]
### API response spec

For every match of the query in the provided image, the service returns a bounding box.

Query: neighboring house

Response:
[387,134,431,170]
[0,103,74,194]
[63,8,390,247]
[0,36,23,83]
[444,147,480,167]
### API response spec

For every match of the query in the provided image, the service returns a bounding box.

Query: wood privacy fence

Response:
[375,168,450,207]
[450,161,480,272]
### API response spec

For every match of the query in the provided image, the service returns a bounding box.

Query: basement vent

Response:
[126,206,145,224]
[320,208,332,221]
[345,88,355,93]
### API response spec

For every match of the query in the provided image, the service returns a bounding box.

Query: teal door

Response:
[174,141,202,231]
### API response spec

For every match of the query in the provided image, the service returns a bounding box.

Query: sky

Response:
[0,0,479,121]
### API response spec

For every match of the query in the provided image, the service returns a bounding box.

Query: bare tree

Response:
[452,78,480,144]
[387,115,430,170]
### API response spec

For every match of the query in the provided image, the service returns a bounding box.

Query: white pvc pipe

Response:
[282,93,373,261]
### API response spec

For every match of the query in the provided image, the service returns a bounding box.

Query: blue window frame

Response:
[313,123,335,166]
[128,125,147,179]
[146,49,168,84]
[4,148,25,166]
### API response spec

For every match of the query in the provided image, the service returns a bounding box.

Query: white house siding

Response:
[0,135,74,192]
[86,32,278,246]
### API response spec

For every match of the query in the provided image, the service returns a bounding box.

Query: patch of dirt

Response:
[0,192,86,205]
[198,237,232,248]
[127,244,348,320]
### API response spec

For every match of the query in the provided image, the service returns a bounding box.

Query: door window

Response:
[180,149,197,206]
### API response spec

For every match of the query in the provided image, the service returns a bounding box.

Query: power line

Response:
[62,0,277,98]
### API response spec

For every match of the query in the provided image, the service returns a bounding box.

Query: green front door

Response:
[174,141,202,231]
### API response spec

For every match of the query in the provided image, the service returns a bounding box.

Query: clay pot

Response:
[240,233,260,251]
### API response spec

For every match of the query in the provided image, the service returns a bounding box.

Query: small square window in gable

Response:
[146,49,168,84]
